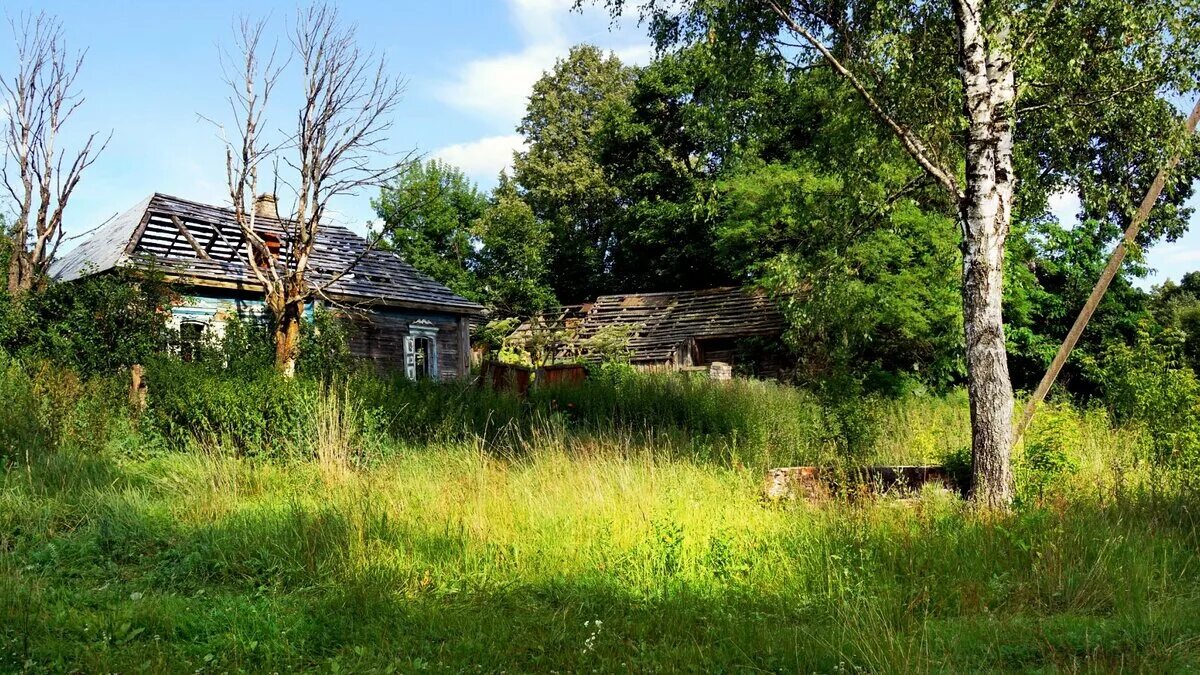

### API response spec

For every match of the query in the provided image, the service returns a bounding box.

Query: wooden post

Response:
[457,315,471,378]
[1013,99,1200,447]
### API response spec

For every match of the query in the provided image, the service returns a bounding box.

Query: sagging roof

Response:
[508,303,592,341]
[51,193,484,315]
[573,287,786,362]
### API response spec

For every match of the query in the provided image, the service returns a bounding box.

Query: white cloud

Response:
[433,0,649,187]
[439,45,563,122]
[434,134,528,183]
[438,0,650,128]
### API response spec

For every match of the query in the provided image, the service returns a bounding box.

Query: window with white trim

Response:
[404,321,439,380]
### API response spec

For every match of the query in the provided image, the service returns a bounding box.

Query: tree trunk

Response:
[955,0,1016,509]
[274,299,302,378]
[6,249,34,297]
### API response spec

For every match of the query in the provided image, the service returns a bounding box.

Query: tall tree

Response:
[514,45,635,302]
[595,0,1200,508]
[374,158,488,300]
[218,5,404,377]
[474,172,556,316]
[1,13,107,296]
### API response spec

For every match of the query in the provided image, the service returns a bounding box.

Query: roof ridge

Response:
[591,286,749,301]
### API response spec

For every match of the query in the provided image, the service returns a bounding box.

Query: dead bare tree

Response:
[220,5,405,377]
[1,12,108,296]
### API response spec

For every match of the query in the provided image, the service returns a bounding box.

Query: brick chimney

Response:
[254,193,279,220]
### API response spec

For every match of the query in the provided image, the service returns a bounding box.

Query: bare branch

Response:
[1,11,106,293]
[763,0,964,203]
[214,2,406,375]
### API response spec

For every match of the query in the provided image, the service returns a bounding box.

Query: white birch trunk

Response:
[955,0,1016,509]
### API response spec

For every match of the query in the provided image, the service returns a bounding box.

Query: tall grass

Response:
[3,355,1200,671]
[144,360,898,468]
[3,435,1199,671]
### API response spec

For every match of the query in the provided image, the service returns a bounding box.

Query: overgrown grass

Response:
[3,355,1200,671]
[144,358,900,468]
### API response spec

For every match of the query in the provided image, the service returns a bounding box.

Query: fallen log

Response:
[763,464,960,501]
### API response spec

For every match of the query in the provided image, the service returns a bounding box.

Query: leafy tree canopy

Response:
[375,158,489,301]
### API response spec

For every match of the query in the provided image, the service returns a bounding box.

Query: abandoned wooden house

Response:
[511,287,789,378]
[51,193,484,379]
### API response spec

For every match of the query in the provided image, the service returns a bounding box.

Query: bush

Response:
[138,360,882,467]
[144,358,316,456]
[0,350,128,464]
[1018,405,1082,503]
[0,271,175,375]
[1095,325,1200,470]
[0,353,62,464]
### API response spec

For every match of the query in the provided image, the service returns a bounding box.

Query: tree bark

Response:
[955,0,1016,509]
[6,250,34,296]
[273,295,303,378]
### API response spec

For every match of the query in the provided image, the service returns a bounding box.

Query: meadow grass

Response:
[2,361,1200,672]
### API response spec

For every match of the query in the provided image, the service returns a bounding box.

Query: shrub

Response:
[0,352,62,464]
[0,351,128,463]
[941,445,972,497]
[0,270,175,375]
[1018,405,1082,503]
[144,358,316,456]
[1096,325,1200,471]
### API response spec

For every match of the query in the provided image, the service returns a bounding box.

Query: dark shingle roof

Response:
[51,193,483,315]
[573,287,786,362]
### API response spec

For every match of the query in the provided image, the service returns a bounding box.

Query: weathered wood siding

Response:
[345,308,466,380]
[168,288,471,379]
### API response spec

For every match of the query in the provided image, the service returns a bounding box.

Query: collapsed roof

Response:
[510,287,787,363]
[51,193,483,314]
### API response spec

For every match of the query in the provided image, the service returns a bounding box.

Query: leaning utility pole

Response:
[1013,98,1200,446]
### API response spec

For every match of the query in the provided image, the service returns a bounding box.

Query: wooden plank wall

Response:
[345,309,464,380]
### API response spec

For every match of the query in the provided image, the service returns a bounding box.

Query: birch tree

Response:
[594,0,1200,508]
[219,5,404,377]
[1,12,106,296]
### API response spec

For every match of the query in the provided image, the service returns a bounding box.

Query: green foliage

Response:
[580,0,1200,399]
[131,358,896,466]
[1151,271,1200,373]
[582,323,638,364]
[476,318,521,357]
[736,167,964,392]
[941,445,973,497]
[3,358,1200,671]
[298,307,354,378]
[194,307,353,379]
[514,44,636,302]
[473,173,556,315]
[1019,406,1083,503]
[374,158,488,301]
[0,271,174,375]
[144,358,316,456]
[0,351,127,464]
[0,353,63,464]
[1095,324,1200,470]
[210,311,274,372]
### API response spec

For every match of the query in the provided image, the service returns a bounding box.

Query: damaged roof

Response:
[51,192,483,314]
[573,287,786,362]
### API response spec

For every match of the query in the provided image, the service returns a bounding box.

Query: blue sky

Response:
[3,0,1198,288]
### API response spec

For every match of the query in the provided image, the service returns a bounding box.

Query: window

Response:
[179,321,206,362]
[413,336,434,379]
[404,322,439,380]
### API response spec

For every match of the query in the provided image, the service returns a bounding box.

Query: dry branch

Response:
[1,12,108,294]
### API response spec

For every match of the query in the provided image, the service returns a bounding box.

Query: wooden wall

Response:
[344,308,469,380]
[170,286,473,379]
